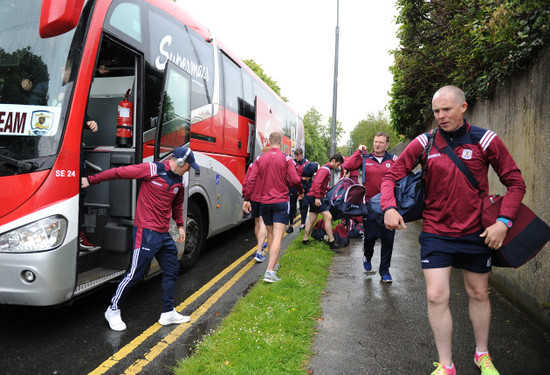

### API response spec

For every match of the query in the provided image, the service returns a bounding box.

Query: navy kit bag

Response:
[326,177,367,220]
[367,129,436,225]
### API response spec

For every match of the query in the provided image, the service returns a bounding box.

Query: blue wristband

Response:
[496,217,513,228]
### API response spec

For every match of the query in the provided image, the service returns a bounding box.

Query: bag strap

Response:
[416,128,437,171]
[361,152,366,185]
[439,133,484,194]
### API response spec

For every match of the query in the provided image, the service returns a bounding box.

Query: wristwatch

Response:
[496,217,513,228]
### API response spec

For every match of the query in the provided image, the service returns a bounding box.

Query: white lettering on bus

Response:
[0,111,27,134]
[55,170,76,178]
[155,35,209,81]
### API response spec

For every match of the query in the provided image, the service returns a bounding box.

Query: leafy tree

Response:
[303,107,329,164]
[349,112,403,152]
[319,116,344,157]
[243,59,288,102]
[389,0,550,138]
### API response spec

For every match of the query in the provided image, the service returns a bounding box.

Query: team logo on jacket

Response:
[173,187,179,194]
[461,149,473,160]
[385,163,391,168]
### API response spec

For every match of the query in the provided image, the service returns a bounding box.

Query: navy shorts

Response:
[250,200,261,219]
[307,195,329,213]
[419,230,492,273]
[261,201,290,225]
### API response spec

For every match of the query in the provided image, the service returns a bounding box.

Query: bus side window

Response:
[221,53,243,113]
[241,71,255,121]
[157,61,191,160]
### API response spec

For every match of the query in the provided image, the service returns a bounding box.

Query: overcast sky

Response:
[176,0,399,144]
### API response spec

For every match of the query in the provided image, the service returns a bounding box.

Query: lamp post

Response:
[329,0,340,187]
[330,0,340,157]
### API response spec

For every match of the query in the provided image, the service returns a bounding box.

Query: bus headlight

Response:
[0,215,68,253]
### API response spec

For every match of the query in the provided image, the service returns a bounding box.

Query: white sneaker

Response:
[105,307,127,331]
[254,252,266,262]
[263,270,281,283]
[158,309,191,325]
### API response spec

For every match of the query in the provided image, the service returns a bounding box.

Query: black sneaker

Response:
[299,224,305,230]
[286,226,294,234]
[302,239,309,245]
[329,241,343,250]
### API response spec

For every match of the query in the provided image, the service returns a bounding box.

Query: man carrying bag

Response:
[381,85,527,375]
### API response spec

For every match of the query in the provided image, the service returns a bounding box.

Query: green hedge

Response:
[389,0,550,138]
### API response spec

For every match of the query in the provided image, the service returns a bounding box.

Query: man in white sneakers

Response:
[82,147,199,330]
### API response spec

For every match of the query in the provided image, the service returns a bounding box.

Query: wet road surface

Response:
[0,219,279,375]
[309,221,550,374]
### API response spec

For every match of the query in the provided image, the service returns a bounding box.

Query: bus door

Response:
[154,60,192,267]
[254,96,283,154]
[221,52,243,154]
[76,37,140,296]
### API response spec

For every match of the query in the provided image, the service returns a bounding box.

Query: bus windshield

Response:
[0,0,85,176]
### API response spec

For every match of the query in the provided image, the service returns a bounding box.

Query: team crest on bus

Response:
[30,110,54,135]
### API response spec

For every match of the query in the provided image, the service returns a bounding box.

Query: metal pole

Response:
[330,0,340,157]
[328,0,340,187]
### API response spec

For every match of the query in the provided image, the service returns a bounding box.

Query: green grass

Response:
[174,236,334,374]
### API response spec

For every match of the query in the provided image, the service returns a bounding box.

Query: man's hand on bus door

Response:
[177,226,186,243]
[86,120,98,132]
[81,177,90,189]
[243,200,251,214]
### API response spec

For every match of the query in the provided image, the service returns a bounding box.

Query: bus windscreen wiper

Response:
[0,154,39,172]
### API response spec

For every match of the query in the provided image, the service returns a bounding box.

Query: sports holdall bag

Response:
[326,177,367,220]
[440,134,550,268]
[367,129,436,225]
[482,194,550,268]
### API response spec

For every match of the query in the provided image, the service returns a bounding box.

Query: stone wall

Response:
[466,46,550,330]
[389,46,550,329]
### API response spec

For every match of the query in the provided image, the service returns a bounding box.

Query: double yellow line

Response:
[90,225,296,374]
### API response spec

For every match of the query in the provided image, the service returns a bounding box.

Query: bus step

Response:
[75,268,126,296]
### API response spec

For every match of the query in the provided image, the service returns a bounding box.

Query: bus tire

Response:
[179,200,205,271]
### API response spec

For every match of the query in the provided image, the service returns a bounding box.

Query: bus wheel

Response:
[180,201,205,271]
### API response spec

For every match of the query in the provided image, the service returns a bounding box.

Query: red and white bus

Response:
[0,0,304,306]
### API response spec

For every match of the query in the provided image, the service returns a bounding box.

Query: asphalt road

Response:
[2,219,548,374]
[0,219,273,375]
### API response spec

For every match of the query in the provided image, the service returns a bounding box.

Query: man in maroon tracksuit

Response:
[287,148,308,233]
[82,147,200,331]
[242,146,270,263]
[302,153,345,249]
[344,132,399,283]
[382,86,525,374]
[244,132,303,283]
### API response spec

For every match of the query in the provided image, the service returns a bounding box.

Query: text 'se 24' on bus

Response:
[0,0,304,306]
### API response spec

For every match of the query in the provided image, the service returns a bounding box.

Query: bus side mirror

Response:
[39,0,85,38]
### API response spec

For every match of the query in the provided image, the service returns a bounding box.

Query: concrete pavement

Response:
[307,221,550,374]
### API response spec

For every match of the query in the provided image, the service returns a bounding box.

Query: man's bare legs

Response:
[303,211,319,242]
[463,270,491,353]
[266,222,286,271]
[255,217,267,252]
[320,210,335,242]
[423,267,453,367]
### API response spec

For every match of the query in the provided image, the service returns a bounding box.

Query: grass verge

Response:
[174,236,334,374]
